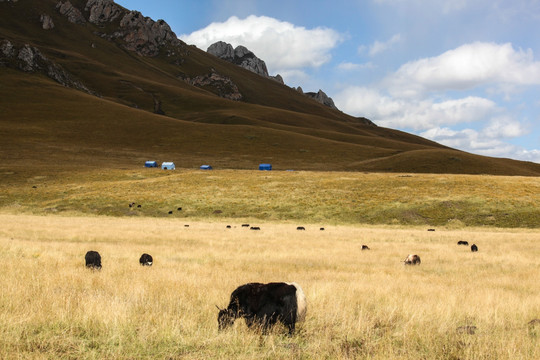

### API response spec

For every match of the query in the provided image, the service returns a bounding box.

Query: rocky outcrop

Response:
[53,0,186,57]
[115,11,181,56]
[207,41,284,84]
[40,14,55,30]
[183,70,242,101]
[304,89,338,110]
[85,0,122,24]
[0,39,96,96]
[56,1,86,24]
[296,87,338,110]
[207,41,234,61]
[82,0,183,57]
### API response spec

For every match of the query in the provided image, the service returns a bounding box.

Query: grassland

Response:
[0,214,539,359]
[1,168,539,228]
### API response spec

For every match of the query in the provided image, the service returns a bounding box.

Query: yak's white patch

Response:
[288,282,307,322]
[147,262,152,266]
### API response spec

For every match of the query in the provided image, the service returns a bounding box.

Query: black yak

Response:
[457,241,469,246]
[85,250,102,270]
[139,253,153,266]
[471,244,478,252]
[403,254,421,265]
[362,245,370,250]
[296,226,306,230]
[250,226,261,230]
[217,282,307,335]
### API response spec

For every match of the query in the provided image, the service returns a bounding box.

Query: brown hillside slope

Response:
[1,0,539,175]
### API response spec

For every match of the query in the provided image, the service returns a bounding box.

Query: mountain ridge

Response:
[1,0,539,175]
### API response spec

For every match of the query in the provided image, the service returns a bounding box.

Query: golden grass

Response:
[1,214,539,359]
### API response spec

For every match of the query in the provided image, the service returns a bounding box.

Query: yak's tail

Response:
[288,282,307,322]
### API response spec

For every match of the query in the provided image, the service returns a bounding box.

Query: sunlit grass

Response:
[0,214,539,359]
[1,169,539,227]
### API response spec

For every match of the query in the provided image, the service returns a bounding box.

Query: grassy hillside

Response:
[2,169,539,228]
[1,0,539,175]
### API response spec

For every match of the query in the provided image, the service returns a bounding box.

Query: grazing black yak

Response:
[457,241,469,246]
[85,250,102,270]
[403,254,421,265]
[296,226,306,230]
[139,253,153,266]
[217,282,307,335]
[250,226,261,230]
[471,244,478,252]
[362,245,370,250]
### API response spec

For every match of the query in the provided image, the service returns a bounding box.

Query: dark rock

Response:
[40,14,55,30]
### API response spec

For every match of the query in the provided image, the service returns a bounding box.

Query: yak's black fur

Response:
[85,250,102,270]
[139,253,153,266]
[218,282,300,334]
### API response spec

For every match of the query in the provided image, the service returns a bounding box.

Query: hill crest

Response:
[1,0,539,175]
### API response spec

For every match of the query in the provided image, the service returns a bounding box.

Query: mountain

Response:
[1,0,539,175]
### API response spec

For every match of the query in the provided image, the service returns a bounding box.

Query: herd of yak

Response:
[83,227,480,335]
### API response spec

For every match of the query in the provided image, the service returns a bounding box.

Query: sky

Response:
[115,0,540,163]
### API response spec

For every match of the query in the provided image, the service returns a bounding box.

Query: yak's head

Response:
[217,306,236,330]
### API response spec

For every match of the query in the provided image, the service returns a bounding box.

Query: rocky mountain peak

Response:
[305,90,338,110]
[207,41,283,84]
[51,0,185,57]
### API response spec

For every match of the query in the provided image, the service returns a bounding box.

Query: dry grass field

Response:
[1,213,539,359]
[1,168,539,227]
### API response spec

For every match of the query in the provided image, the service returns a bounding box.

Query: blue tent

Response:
[161,162,175,170]
[200,165,213,170]
[259,163,272,171]
[144,161,158,168]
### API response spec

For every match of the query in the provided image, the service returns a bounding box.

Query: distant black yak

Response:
[85,250,102,270]
[362,245,370,250]
[296,226,306,230]
[457,241,469,246]
[250,226,261,230]
[320,227,325,231]
[471,244,478,252]
[139,253,153,266]
[217,282,307,335]
[403,254,421,265]
[242,224,250,228]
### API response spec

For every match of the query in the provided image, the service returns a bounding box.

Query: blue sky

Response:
[115,0,540,163]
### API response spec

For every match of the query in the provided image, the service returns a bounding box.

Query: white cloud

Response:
[483,117,529,139]
[420,126,540,162]
[334,86,497,131]
[333,41,540,163]
[337,62,375,71]
[368,34,401,57]
[387,42,540,98]
[179,15,342,73]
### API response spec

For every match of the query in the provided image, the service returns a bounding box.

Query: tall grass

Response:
[1,214,539,359]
